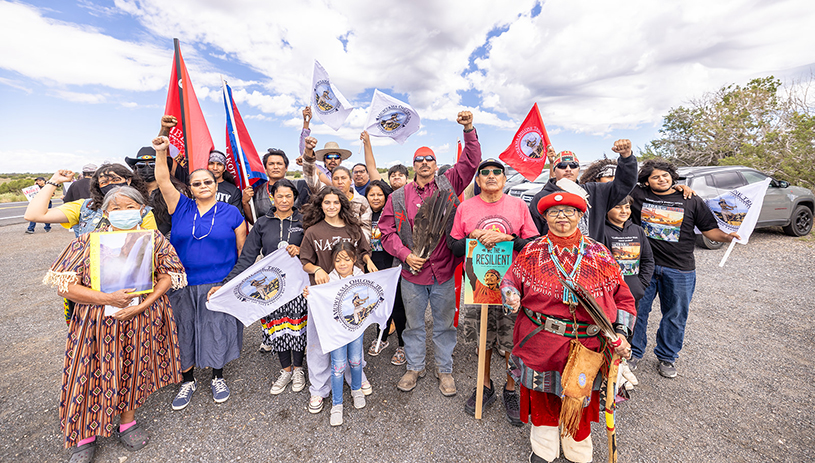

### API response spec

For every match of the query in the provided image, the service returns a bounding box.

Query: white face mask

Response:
[108,209,142,229]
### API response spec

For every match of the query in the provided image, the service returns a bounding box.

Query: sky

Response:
[1,0,814,174]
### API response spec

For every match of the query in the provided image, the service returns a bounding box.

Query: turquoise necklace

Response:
[546,235,587,306]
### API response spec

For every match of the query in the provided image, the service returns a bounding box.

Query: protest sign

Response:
[90,230,155,296]
[22,184,40,202]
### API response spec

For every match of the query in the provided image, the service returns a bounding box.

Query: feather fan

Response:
[557,275,618,342]
[411,190,456,273]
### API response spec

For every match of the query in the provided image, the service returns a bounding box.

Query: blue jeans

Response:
[630,265,696,363]
[329,334,364,406]
[400,276,456,374]
[28,201,52,231]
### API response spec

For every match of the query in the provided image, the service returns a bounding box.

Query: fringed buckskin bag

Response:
[559,338,604,438]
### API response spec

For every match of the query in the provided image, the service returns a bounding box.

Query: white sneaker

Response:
[330,404,343,426]
[361,380,372,396]
[269,369,293,395]
[308,395,324,414]
[291,367,306,393]
[351,389,366,409]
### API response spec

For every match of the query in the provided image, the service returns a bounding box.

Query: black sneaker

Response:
[628,356,640,371]
[464,380,496,416]
[658,360,677,378]
[503,384,523,427]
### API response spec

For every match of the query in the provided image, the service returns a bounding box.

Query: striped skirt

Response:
[259,295,308,353]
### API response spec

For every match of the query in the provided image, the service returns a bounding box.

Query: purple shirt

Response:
[380,128,481,285]
[299,127,331,178]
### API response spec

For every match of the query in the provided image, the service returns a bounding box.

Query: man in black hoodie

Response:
[528,140,637,242]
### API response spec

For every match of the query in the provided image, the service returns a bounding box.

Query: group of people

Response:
[26,107,740,463]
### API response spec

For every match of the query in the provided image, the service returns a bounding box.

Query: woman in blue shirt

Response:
[153,117,247,409]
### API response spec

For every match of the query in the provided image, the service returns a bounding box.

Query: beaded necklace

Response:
[545,234,587,306]
[192,204,217,240]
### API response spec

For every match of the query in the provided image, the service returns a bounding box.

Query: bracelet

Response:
[609,336,623,348]
[46,181,60,188]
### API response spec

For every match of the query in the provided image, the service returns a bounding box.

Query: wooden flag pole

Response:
[475,303,489,419]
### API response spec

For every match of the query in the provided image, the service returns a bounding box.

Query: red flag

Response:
[499,103,552,181]
[164,39,214,173]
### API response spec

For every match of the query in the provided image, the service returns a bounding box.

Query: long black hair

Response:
[638,159,678,186]
[302,186,363,244]
[365,179,393,212]
[330,241,358,273]
[579,159,617,184]
[89,163,150,211]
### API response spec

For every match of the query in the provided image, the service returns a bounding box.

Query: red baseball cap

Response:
[413,146,435,161]
[537,192,588,215]
[554,151,579,165]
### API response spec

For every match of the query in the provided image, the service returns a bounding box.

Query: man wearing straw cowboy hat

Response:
[307,140,353,187]
[501,190,636,463]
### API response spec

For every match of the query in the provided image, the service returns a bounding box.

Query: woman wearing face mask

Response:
[152,117,248,409]
[363,180,407,365]
[44,186,185,463]
[207,179,309,396]
[25,165,157,238]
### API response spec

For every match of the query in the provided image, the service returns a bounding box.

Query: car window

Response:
[689,176,719,197]
[711,171,747,190]
[741,170,768,184]
[534,172,550,182]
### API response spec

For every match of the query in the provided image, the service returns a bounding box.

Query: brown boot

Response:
[435,368,457,396]
[397,369,426,392]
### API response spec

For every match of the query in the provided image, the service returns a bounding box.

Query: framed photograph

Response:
[90,230,155,295]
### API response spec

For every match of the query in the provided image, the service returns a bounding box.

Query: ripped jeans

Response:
[329,334,364,406]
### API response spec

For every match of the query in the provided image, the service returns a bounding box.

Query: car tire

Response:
[696,234,725,250]
[782,205,813,237]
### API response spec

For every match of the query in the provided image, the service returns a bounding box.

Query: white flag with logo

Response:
[311,60,354,131]
[307,267,401,354]
[206,248,309,326]
[705,177,771,244]
[363,89,421,145]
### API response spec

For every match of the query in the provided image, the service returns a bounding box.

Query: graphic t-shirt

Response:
[607,236,642,276]
[299,220,372,285]
[450,195,539,244]
[630,187,718,271]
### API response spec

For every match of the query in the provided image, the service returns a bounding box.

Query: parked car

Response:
[503,171,529,193]
[676,166,814,249]
[507,171,550,201]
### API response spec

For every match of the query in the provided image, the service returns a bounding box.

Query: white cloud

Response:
[51,90,107,104]
[473,0,815,134]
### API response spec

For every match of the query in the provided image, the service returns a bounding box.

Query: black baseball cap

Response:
[477,158,504,172]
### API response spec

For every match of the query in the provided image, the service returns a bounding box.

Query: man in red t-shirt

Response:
[450,158,538,426]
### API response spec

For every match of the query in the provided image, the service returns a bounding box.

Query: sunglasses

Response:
[545,207,579,218]
[556,162,579,170]
[135,161,156,168]
[414,155,436,163]
[324,154,342,160]
[479,168,503,176]
[190,179,215,188]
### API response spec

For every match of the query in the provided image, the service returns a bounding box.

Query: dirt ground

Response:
[0,223,813,462]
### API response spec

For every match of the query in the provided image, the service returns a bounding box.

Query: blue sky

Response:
[1,0,814,173]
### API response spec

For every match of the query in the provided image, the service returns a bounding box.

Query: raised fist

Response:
[304,136,318,151]
[456,111,474,130]
[50,169,75,184]
[611,139,632,157]
[161,115,177,129]
[152,136,170,152]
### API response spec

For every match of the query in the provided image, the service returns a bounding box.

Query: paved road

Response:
[0,200,64,227]
[0,225,813,462]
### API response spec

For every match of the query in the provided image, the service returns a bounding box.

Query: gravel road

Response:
[1,223,813,463]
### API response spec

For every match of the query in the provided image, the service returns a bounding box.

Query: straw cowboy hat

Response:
[314,141,352,162]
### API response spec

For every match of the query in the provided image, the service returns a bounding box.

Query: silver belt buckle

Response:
[544,317,568,336]
[586,324,600,336]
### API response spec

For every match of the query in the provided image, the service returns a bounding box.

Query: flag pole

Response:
[718,240,737,267]
[221,75,258,223]
[173,39,190,168]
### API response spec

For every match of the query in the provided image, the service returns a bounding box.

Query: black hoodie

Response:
[222,208,304,284]
[528,153,637,242]
[602,218,654,302]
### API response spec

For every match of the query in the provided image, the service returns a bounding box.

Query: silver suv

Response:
[676,166,814,248]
